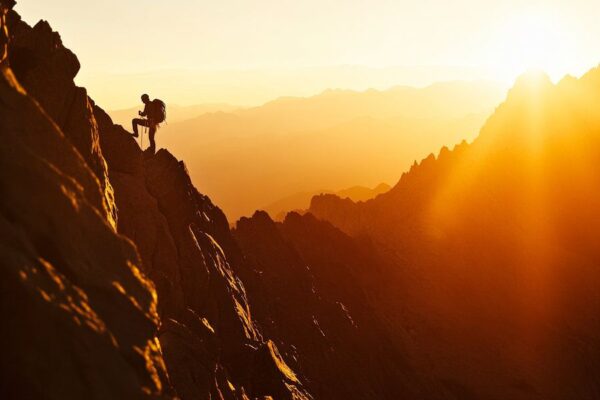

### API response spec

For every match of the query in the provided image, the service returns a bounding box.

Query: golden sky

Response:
[16,0,600,109]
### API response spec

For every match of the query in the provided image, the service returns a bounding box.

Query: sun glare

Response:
[487,11,576,83]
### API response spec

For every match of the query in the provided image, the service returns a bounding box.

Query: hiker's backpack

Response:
[151,99,167,123]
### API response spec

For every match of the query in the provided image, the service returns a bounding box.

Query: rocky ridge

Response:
[233,211,446,399]
[2,4,311,399]
[0,2,168,398]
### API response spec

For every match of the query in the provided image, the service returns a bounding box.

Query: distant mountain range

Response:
[143,81,505,220]
[262,183,391,221]
[109,103,239,127]
[87,65,506,110]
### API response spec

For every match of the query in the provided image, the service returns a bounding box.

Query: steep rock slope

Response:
[96,119,312,398]
[234,211,446,399]
[0,3,169,398]
[310,71,600,399]
[3,6,310,400]
[8,10,116,226]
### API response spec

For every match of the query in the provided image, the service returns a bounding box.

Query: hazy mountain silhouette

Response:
[263,182,391,221]
[159,83,504,220]
[86,65,506,110]
[109,102,239,127]
[310,69,600,399]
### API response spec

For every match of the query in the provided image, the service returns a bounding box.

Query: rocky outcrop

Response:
[0,1,168,398]
[7,10,117,227]
[1,5,310,400]
[96,112,311,399]
[234,211,444,399]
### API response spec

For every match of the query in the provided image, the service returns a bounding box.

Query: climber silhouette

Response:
[132,94,167,153]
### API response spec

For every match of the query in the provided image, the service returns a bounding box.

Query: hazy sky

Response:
[15,0,600,108]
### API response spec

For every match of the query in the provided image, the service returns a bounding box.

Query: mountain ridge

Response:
[2,6,313,399]
[159,81,503,220]
[262,182,391,221]
[309,65,600,399]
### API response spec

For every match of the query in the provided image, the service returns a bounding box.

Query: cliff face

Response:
[0,4,167,399]
[1,5,311,400]
[8,10,116,227]
[310,71,600,399]
[96,129,311,399]
[234,211,443,399]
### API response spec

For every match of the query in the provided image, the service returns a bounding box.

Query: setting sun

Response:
[486,11,577,82]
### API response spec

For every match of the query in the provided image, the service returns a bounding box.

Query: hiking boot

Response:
[143,147,155,158]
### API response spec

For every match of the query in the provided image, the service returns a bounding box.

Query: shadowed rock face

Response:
[1,5,312,400]
[95,106,313,398]
[0,2,168,399]
[7,11,117,228]
[233,211,445,400]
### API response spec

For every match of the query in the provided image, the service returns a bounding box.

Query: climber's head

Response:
[141,94,150,104]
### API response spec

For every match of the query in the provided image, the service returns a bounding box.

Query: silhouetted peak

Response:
[437,145,451,159]
[557,74,578,86]
[309,192,355,210]
[251,209,276,224]
[8,13,81,81]
[410,152,436,172]
[235,210,279,236]
[283,210,318,226]
[373,182,391,193]
[578,64,600,87]
[505,69,553,100]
